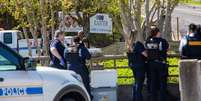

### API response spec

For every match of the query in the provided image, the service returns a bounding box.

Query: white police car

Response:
[0,42,91,101]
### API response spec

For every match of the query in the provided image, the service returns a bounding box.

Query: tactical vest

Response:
[65,52,81,64]
[64,45,84,65]
[185,35,201,59]
[146,38,162,60]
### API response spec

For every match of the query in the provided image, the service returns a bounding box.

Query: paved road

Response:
[172,5,201,36]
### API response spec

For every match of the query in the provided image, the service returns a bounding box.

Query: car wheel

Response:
[54,85,89,101]
[62,97,76,101]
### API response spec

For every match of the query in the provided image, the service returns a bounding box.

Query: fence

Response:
[90,54,179,84]
[34,54,180,85]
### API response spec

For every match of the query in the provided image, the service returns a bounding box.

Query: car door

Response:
[0,42,44,101]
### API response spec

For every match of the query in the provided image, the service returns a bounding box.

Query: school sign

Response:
[90,13,112,34]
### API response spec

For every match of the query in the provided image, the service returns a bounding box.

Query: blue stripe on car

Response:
[26,87,43,95]
[0,87,43,97]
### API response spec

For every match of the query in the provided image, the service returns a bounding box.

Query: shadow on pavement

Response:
[118,83,180,101]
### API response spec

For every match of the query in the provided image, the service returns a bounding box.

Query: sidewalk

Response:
[118,83,180,101]
[179,4,201,9]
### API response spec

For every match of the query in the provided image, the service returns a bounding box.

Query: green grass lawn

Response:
[181,0,201,6]
[102,58,179,85]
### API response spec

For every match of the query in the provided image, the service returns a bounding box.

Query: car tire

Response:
[54,85,89,101]
[62,97,76,101]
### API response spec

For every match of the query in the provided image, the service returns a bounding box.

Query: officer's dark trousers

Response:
[68,64,91,98]
[49,63,66,70]
[148,61,168,101]
[132,64,146,101]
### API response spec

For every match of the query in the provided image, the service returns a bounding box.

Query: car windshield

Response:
[0,55,12,64]
[0,55,16,71]
[0,42,24,70]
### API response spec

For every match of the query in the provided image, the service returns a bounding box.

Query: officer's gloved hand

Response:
[60,58,65,66]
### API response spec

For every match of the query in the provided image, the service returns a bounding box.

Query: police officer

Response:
[77,31,90,48]
[179,23,201,59]
[64,36,92,98]
[145,27,169,101]
[128,31,147,101]
[77,30,85,40]
[49,30,66,69]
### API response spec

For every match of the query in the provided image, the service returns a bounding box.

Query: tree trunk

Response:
[119,0,134,51]
[83,13,90,36]
[134,0,144,42]
[25,0,41,57]
[50,0,55,40]
[157,17,164,31]
[22,27,32,56]
[162,0,172,41]
[145,0,150,38]
[40,0,49,65]
[163,13,172,40]
[156,0,161,26]
[119,0,130,39]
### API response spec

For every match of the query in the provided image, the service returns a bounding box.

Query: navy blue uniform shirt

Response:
[180,33,201,59]
[78,44,91,64]
[49,39,65,65]
[64,43,91,65]
[131,41,146,66]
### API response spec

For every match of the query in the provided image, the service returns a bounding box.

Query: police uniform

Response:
[64,43,92,98]
[145,37,169,101]
[128,41,146,101]
[49,39,66,69]
[180,33,201,59]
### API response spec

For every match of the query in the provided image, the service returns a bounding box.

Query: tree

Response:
[117,0,179,51]
[2,0,180,54]
[3,0,62,59]
[5,0,33,56]
[162,0,179,40]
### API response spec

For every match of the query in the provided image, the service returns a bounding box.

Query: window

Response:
[0,55,17,71]
[3,32,12,44]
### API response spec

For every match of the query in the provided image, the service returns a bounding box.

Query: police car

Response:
[0,42,90,101]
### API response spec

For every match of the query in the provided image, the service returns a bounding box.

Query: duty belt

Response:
[149,59,166,63]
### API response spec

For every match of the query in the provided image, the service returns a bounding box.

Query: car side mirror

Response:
[24,58,37,70]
